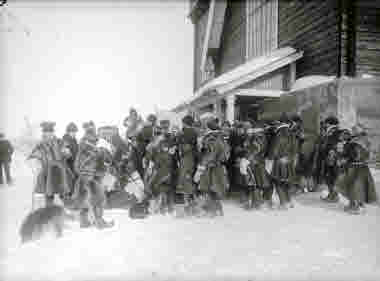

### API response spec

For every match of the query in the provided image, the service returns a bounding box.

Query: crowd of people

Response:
[24,107,378,229]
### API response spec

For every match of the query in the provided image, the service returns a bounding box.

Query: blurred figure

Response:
[136,114,157,177]
[0,132,14,186]
[338,125,377,214]
[175,115,198,215]
[74,121,114,229]
[62,122,79,183]
[124,107,144,140]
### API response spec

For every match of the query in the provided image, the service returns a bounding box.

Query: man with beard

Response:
[74,121,114,229]
[28,122,72,207]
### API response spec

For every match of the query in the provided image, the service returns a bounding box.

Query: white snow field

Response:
[0,151,380,281]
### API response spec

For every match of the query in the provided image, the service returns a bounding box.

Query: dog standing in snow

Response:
[19,205,75,244]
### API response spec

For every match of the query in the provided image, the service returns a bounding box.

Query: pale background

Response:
[0,0,193,138]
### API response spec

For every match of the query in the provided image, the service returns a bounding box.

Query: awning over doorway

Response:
[177,46,302,110]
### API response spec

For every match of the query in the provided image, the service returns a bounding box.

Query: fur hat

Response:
[40,121,56,133]
[147,114,157,123]
[159,119,170,129]
[207,118,219,131]
[279,112,291,124]
[66,122,78,133]
[129,107,137,115]
[324,116,339,126]
[182,115,194,127]
[290,114,303,124]
[83,121,95,131]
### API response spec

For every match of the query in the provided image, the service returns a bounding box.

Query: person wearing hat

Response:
[73,120,113,229]
[62,122,79,178]
[240,122,272,209]
[144,119,175,215]
[134,114,157,177]
[173,115,199,215]
[315,116,342,203]
[0,132,14,186]
[266,119,295,210]
[193,118,228,216]
[124,108,144,140]
[337,126,377,214]
[27,121,72,207]
[228,121,247,197]
[288,114,306,194]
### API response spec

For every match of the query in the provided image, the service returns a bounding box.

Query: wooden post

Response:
[226,94,235,123]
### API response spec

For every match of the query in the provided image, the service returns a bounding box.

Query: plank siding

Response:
[217,1,246,76]
[355,2,380,77]
[278,0,341,78]
[240,65,290,91]
[246,0,278,60]
[194,10,209,91]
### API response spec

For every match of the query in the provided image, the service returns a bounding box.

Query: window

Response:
[246,0,278,60]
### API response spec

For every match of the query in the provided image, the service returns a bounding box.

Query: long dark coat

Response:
[267,126,294,183]
[62,133,78,174]
[338,140,377,204]
[176,127,198,194]
[198,131,229,197]
[144,135,175,195]
[229,131,247,188]
[243,133,271,189]
[28,137,73,196]
[72,133,109,208]
[312,126,341,186]
[0,139,14,163]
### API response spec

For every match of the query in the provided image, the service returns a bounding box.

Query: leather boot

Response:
[345,200,361,215]
[79,209,91,228]
[94,207,114,229]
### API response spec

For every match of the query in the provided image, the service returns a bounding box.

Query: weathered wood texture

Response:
[217,1,246,76]
[278,0,341,78]
[240,65,290,91]
[246,0,278,60]
[355,1,380,77]
[194,10,209,91]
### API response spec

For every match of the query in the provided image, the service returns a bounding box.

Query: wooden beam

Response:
[200,0,215,72]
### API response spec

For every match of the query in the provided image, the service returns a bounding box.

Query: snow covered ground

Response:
[0,151,380,281]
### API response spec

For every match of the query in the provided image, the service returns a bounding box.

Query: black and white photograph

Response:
[0,0,379,280]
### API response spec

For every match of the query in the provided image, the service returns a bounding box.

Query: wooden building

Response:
[173,0,380,123]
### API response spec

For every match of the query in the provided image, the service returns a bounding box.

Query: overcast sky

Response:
[0,0,193,138]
